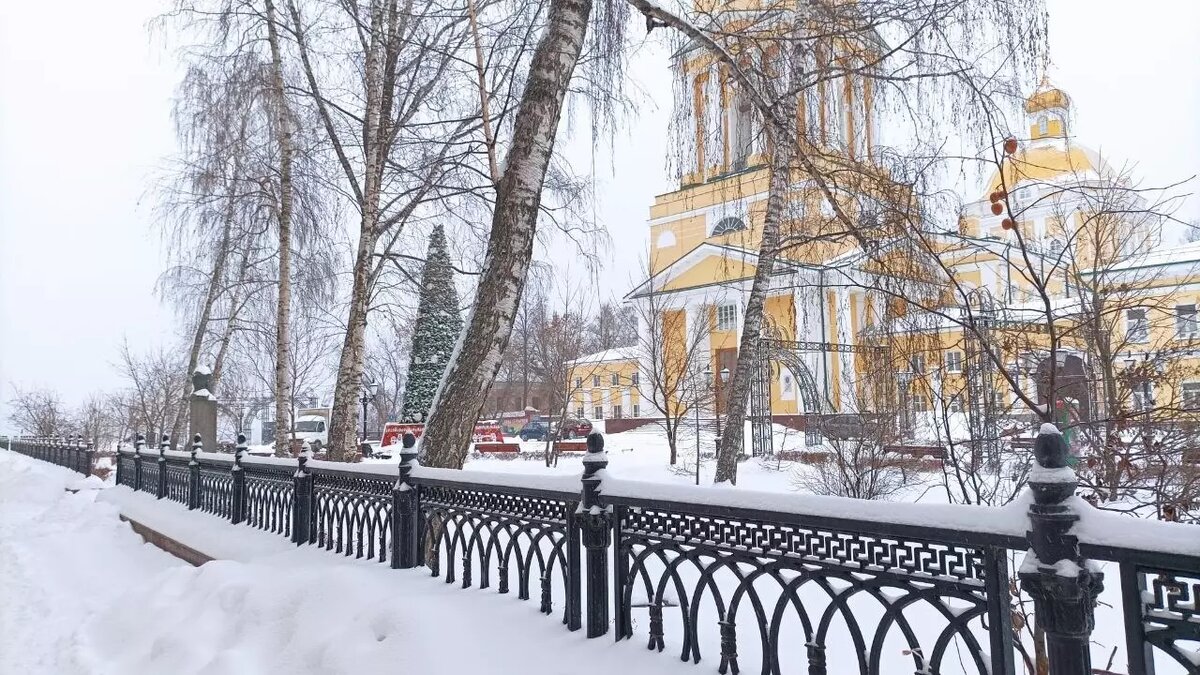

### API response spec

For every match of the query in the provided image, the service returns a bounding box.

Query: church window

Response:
[945,351,963,373]
[1037,114,1049,136]
[717,304,738,331]
[1176,304,1198,338]
[712,216,747,236]
[1126,308,1149,343]
[655,230,676,249]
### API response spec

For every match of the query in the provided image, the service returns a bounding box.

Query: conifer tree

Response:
[401,225,462,421]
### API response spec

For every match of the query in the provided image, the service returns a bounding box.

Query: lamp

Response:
[360,379,379,441]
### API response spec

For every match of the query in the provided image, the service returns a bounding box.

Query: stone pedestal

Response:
[188,368,218,453]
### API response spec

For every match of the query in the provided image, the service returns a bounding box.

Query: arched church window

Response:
[1037,114,1048,136]
[655,230,677,249]
[1048,238,1064,255]
[712,216,747,236]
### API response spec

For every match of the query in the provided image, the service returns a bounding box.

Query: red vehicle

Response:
[380,422,504,448]
[557,418,593,439]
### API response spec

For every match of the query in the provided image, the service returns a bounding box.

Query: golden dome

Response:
[1025,76,1071,114]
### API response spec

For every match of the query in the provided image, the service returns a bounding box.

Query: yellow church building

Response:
[567,58,1200,450]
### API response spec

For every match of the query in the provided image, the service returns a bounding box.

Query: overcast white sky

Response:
[1,0,1198,430]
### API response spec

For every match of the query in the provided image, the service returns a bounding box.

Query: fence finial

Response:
[1019,422,1103,673]
[135,433,146,456]
[235,433,247,469]
[190,433,202,464]
[160,434,170,457]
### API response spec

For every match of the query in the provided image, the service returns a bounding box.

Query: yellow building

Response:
[621,14,893,452]
[613,61,1200,447]
[877,79,1200,429]
[566,348,642,421]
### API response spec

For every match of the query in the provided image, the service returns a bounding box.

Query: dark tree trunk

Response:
[421,0,594,468]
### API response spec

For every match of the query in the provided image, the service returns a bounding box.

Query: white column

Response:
[837,288,857,411]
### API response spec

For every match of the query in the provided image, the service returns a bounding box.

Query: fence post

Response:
[580,432,610,638]
[231,433,247,524]
[73,434,83,473]
[293,448,313,545]
[133,434,145,491]
[115,437,124,486]
[84,438,94,477]
[187,433,201,510]
[157,435,169,498]
[1019,424,1103,675]
[391,433,419,569]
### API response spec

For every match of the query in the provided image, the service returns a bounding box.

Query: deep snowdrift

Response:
[0,450,694,674]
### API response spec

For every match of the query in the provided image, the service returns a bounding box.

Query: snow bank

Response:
[99,487,295,561]
[1,450,697,675]
[0,451,181,674]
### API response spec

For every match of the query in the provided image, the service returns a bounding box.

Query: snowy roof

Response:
[567,346,639,366]
[1087,241,1200,274]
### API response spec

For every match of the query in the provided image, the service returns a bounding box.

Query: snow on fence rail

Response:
[5,431,1199,675]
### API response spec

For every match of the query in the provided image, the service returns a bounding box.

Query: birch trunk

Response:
[328,236,377,460]
[420,0,593,468]
[264,0,295,457]
[712,139,792,484]
[322,0,390,462]
[169,176,239,447]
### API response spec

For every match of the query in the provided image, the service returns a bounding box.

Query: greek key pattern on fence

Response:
[613,504,1010,675]
[243,465,294,537]
[1123,563,1200,674]
[312,472,392,562]
[418,483,578,622]
[620,506,987,583]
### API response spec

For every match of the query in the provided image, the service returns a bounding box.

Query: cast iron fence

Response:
[5,435,95,476]
[5,430,1199,675]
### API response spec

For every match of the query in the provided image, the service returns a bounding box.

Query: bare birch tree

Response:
[421,0,630,467]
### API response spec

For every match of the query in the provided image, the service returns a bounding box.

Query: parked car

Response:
[518,418,592,441]
[518,420,554,442]
[557,418,593,439]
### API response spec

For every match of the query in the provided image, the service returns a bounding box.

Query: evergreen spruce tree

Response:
[401,225,462,421]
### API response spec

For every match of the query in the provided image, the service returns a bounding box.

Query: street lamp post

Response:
[696,362,710,482]
[897,371,913,436]
[717,366,729,455]
[360,379,379,442]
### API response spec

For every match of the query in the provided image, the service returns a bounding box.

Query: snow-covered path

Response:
[0,450,695,674]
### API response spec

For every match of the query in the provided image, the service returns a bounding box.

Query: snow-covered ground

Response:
[0,449,702,675]
[362,421,933,498]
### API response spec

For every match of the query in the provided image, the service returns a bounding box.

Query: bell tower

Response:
[1025,76,1071,143]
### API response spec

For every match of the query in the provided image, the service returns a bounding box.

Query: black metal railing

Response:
[6,435,95,477]
[9,429,1199,675]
